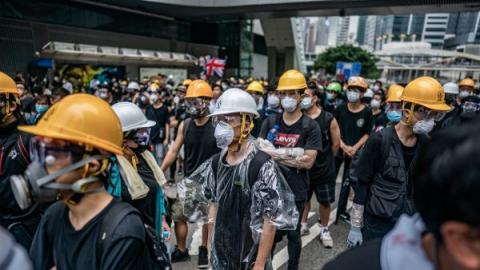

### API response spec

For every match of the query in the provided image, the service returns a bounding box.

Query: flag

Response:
[200,55,226,78]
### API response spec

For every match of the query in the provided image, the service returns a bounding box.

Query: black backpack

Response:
[211,150,271,188]
[97,202,172,270]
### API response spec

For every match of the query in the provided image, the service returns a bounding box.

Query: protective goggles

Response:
[212,114,242,128]
[30,137,85,168]
[463,101,480,112]
[385,103,402,111]
[414,106,446,121]
[185,97,209,107]
[278,91,301,98]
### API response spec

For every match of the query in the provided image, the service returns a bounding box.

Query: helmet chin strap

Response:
[230,113,254,152]
[401,103,416,127]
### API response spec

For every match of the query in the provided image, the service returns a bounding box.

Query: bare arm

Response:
[207,203,218,253]
[253,218,276,269]
[160,121,184,172]
[278,149,317,169]
[329,118,341,156]
[163,122,170,144]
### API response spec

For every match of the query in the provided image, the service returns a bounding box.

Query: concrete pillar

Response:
[267,47,277,80]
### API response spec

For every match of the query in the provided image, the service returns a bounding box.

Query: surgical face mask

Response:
[326,92,335,101]
[373,85,380,91]
[300,96,314,110]
[459,90,471,99]
[214,121,234,148]
[370,99,381,109]
[149,94,159,103]
[99,92,108,100]
[256,97,264,111]
[412,118,435,134]
[35,104,49,114]
[9,155,105,210]
[386,110,402,123]
[281,96,298,113]
[346,91,361,103]
[267,95,280,108]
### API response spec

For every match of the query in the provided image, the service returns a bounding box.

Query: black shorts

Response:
[308,181,335,204]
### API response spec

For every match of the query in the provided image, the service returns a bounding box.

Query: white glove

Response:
[347,225,363,248]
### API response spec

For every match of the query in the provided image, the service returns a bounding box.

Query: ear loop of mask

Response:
[401,103,416,127]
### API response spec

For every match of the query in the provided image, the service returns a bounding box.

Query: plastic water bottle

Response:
[267,124,279,143]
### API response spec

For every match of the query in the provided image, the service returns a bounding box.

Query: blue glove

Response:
[347,225,363,248]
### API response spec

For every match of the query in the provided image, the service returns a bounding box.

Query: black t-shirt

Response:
[372,111,388,130]
[308,111,336,184]
[323,238,382,270]
[30,200,146,270]
[334,103,373,146]
[184,118,221,176]
[259,114,322,201]
[145,104,170,144]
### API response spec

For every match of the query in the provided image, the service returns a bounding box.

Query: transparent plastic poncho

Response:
[178,141,299,270]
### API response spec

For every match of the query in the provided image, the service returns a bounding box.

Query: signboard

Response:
[139,67,187,85]
[336,62,361,80]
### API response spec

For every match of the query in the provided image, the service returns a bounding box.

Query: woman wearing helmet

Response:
[178,88,298,270]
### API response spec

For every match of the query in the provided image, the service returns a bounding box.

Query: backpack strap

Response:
[247,150,271,187]
[96,202,139,264]
[211,152,221,180]
[380,126,394,165]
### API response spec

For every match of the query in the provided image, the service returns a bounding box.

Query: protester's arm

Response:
[351,134,369,156]
[163,121,170,145]
[160,121,184,172]
[253,219,276,269]
[278,149,317,169]
[329,118,341,156]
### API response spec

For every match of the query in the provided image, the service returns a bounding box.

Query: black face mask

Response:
[188,106,207,119]
[445,94,457,106]
[132,144,149,154]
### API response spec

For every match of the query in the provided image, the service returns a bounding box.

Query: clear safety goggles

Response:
[415,107,446,121]
[385,103,402,111]
[463,101,480,112]
[185,97,209,107]
[30,137,85,168]
[212,114,242,128]
[278,91,301,98]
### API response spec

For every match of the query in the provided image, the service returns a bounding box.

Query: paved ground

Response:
[170,166,349,270]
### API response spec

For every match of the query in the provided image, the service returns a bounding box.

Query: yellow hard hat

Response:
[401,76,450,112]
[347,76,368,91]
[185,80,213,98]
[19,94,123,154]
[0,72,20,96]
[386,84,404,103]
[182,79,193,86]
[246,81,264,95]
[459,78,475,89]
[276,69,307,91]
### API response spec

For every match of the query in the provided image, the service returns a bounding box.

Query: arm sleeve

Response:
[362,109,374,135]
[353,132,382,205]
[29,215,54,270]
[250,159,299,237]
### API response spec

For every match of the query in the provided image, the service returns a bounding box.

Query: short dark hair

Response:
[413,118,480,242]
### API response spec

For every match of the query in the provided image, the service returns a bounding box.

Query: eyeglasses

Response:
[212,114,242,127]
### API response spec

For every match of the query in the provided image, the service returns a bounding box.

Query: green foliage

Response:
[313,45,380,79]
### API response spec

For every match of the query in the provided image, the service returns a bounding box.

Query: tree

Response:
[313,44,380,79]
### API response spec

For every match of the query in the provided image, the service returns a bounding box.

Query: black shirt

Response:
[323,238,382,270]
[308,111,336,184]
[372,111,388,131]
[259,114,322,201]
[334,103,373,146]
[30,200,146,270]
[145,104,170,144]
[184,118,221,176]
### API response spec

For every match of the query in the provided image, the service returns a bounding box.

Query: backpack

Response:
[97,202,172,270]
[349,126,394,187]
[211,150,271,188]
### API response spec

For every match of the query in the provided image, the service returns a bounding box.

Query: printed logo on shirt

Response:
[8,149,17,160]
[275,133,301,147]
[356,118,365,128]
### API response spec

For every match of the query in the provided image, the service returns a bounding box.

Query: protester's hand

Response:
[162,220,171,240]
[163,139,169,146]
[252,263,265,270]
[343,145,355,157]
[347,225,363,248]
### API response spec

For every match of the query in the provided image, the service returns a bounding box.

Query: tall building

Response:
[444,11,480,50]
[422,13,449,49]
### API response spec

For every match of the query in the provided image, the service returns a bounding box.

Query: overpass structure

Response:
[73,0,479,77]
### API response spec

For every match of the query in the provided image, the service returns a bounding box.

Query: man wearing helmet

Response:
[179,88,298,270]
[161,80,220,267]
[347,76,450,247]
[20,94,147,269]
[0,71,40,249]
[259,69,322,270]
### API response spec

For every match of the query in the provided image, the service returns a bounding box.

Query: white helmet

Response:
[127,81,140,91]
[112,102,156,132]
[209,88,259,118]
[443,82,459,95]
